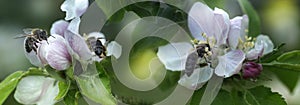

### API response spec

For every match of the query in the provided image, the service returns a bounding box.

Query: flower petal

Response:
[14,76,58,105]
[46,35,71,70]
[178,66,213,90]
[246,42,264,60]
[67,17,81,34]
[50,20,69,37]
[64,30,93,61]
[36,78,59,105]
[60,0,89,20]
[228,15,249,49]
[215,50,245,78]
[188,2,215,40]
[255,35,274,55]
[213,8,230,45]
[107,41,122,59]
[157,42,193,71]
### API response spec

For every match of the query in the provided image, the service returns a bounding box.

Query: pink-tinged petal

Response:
[255,35,274,55]
[67,17,81,34]
[37,41,49,65]
[46,35,71,70]
[241,15,249,41]
[87,32,106,45]
[213,8,230,45]
[178,66,213,90]
[107,41,122,59]
[64,30,93,61]
[50,20,69,37]
[60,0,89,20]
[246,43,264,60]
[157,42,193,71]
[188,2,215,40]
[215,50,245,78]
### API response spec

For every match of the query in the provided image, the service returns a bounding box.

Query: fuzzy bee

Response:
[86,36,107,58]
[14,28,51,53]
[185,42,212,77]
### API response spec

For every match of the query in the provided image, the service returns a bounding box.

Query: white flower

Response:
[157,2,247,89]
[61,0,89,20]
[14,76,59,105]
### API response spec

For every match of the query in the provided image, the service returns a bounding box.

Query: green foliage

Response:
[238,0,261,37]
[74,62,116,105]
[263,50,300,92]
[204,0,224,9]
[190,85,286,105]
[63,90,80,105]
[0,71,24,105]
[55,80,71,101]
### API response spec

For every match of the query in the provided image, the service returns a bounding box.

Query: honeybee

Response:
[185,43,212,76]
[15,28,51,53]
[86,37,107,58]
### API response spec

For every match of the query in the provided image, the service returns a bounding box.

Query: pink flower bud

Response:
[242,62,263,79]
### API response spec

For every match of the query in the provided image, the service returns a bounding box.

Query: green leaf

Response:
[262,50,300,93]
[55,80,71,101]
[243,86,286,105]
[0,71,24,104]
[204,0,224,9]
[260,43,285,63]
[45,66,66,82]
[74,61,116,105]
[277,50,300,64]
[63,90,80,105]
[238,0,261,37]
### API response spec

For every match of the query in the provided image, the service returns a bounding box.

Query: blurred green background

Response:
[0,0,299,104]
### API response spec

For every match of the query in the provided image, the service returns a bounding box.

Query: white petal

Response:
[64,30,93,61]
[228,16,243,49]
[256,35,274,55]
[50,20,69,37]
[14,76,58,105]
[188,2,215,40]
[215,50,245,78]
[14,76,44,104]
[87,32,106,45]
[107,41,122,59]
[228,15,249,49]
[213,8,230,45]
[37,41,49,65]
[246,43,264,60]
[67,17,81,34]
[157,42,193,71]
[46,35,71,70]
[36,78,59,105]
[178,66,213,90]
[60,0,89,20]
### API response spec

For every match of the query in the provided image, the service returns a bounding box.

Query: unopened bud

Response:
[242,62,262,79]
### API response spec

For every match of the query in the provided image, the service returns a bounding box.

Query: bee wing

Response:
[185,50,199,77]
[23,28,36,35]
[13,34,28,39]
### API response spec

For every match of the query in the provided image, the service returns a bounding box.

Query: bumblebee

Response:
[86,37,107,58]
[15,28,51,53]
[185,41,212,76]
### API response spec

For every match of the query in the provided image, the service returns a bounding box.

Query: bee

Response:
[14,28,51,53]
[86,37,107,58]
[185,42,212,77]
